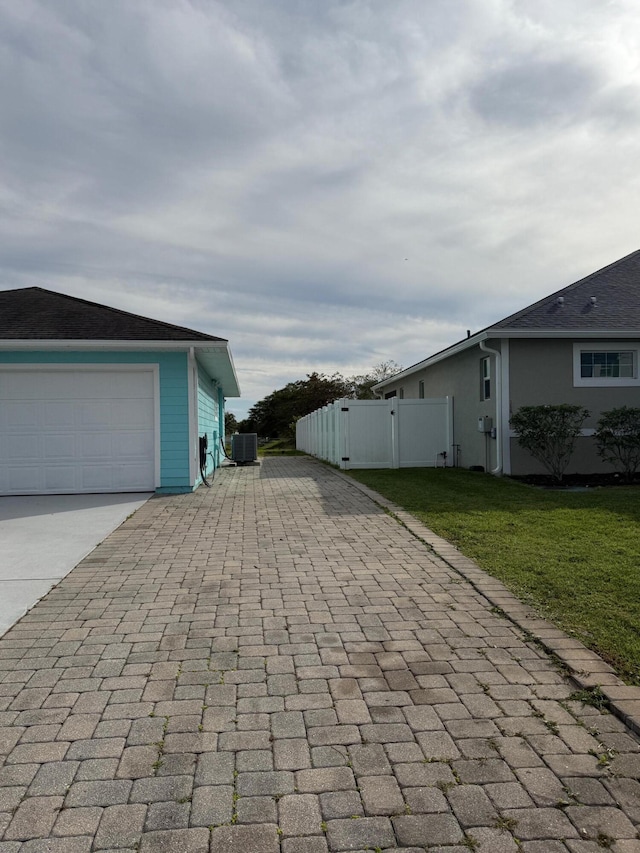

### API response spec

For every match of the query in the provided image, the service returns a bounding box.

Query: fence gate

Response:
[342,399,395,469]
[396,398,452,467]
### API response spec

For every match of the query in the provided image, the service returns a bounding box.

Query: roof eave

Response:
[195,343,241,398]
[0,339,229,349]
[372,325,640,390]
[489,327,640,338]
[373,331,489,390]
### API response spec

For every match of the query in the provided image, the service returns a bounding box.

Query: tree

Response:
[595,406,640,483]
[224,412,238,435]
[510,404,589,483]
[346,361,403,399]
[240,372,349,438]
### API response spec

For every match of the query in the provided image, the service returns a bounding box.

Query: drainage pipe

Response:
[479,340,502,475]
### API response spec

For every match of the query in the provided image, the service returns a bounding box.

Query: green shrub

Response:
[595,406,640,483]
[510,404,589,483]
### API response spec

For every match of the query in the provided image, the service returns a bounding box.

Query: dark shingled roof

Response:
[0,287,227,342]
[490,249,640,331]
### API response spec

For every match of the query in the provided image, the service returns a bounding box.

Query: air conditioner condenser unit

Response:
[231,433,258,464]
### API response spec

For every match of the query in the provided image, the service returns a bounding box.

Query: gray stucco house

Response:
[0,287,240,495]
[373,250,640,475]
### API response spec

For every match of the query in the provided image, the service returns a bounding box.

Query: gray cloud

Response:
[1,0,640,418]
[469,55,601,127]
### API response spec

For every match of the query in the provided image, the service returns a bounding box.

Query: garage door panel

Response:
[67,372,112,397]
[44,467,77,492]
[112,372,154,398]
[0,369,157,495]
[113,463,155,491]
[43,401,76,428]
[40,372,86,399]
[81,433,113,459]
[77,401,112,428]
[4,433,40,459]
[112,399,155,428]
[43,434,77,458]
[0,372,26,397]
[5,401,40,427]
[8,466,40,492]
[113,432,153,457]
[1,374,43,398]
[81,466,115,491]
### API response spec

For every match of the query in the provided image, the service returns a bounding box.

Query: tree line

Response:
[229,361,401,439]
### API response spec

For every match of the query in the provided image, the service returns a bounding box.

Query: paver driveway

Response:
[0,456,638,853]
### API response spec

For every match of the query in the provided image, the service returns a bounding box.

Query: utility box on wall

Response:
[477,416,493,433]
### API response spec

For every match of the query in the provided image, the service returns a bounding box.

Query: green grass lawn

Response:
[347,468,640,685]
[258,439,304,456]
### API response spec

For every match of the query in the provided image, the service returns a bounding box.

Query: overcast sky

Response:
[2,0,640,418]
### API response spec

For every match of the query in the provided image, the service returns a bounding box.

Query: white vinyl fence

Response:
[296,396,453,469]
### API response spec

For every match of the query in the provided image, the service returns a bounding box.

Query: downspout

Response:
[188,346,198,487]
[218,386,225,468]
[479,340,502,475]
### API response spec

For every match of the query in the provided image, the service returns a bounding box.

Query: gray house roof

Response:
[491,249,640,332]
[374,249,640,390]
[0,287,227,342]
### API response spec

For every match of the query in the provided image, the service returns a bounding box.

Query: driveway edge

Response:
[323,462,640,738]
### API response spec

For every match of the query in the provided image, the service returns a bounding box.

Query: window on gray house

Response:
[385,390,397,399]
[480,356,491,400]
[580,351,635,379]
[481,356,491,400]
[418,380,425,399]
[399,387,404,399]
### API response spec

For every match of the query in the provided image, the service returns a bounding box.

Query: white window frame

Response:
[573,342,640,387]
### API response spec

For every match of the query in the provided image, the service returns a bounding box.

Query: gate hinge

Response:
[341,407,349,412]
[342,457,350,461]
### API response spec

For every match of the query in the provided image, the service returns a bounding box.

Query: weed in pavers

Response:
[493,814,518,832]
[568,686,610,711]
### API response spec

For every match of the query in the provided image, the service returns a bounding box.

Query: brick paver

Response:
[0,456,638,850]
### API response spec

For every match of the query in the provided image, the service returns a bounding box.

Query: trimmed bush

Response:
[595,406,640,483]
[510,404,589,483]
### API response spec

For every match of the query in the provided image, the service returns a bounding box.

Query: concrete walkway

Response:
[0,456,638,853]
[0,493,152,638]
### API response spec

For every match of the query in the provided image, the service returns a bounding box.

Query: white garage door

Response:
[0,368,157,495]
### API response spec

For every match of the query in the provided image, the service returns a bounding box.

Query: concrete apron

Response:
[0,492,151,637]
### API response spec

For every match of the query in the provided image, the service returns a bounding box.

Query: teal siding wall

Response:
[0,350,190,490]
[197,366,220,477]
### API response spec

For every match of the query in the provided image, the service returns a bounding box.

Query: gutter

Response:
[0,339,230,350]
[479,340,502,475]
[373,331,489,391]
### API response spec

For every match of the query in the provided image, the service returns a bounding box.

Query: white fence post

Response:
[390,397,399,469]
